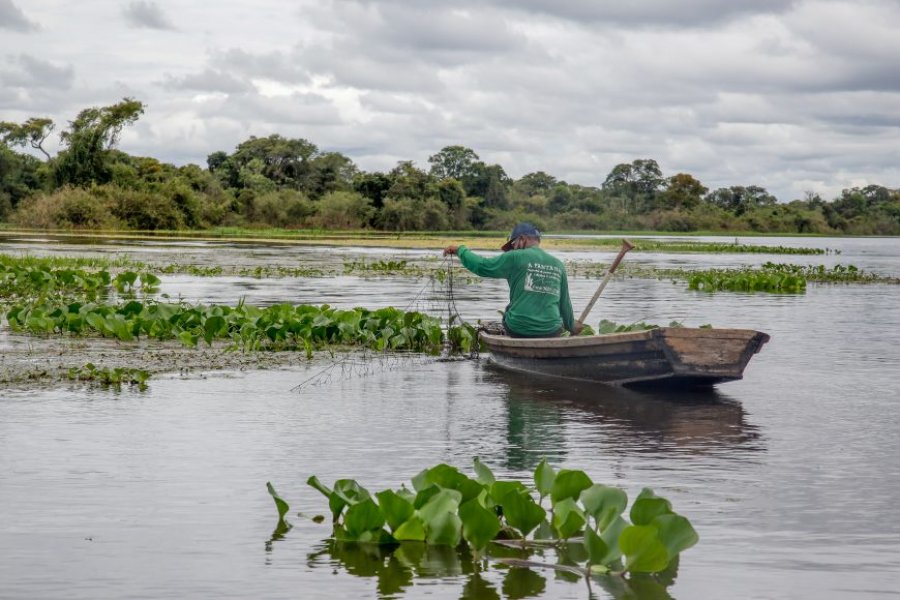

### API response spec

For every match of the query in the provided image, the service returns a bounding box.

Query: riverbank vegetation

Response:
[0,228,837,255]
[3,99,898,236]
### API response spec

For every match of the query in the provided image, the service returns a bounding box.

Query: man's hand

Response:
[443,245,459,256]
[573,323,585,335]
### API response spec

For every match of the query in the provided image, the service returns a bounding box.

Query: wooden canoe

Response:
[480,327,770,388]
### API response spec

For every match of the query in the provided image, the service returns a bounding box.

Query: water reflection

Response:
[305,539,678,600]
[264,520,292,554]
[592,559,679,600]
[307,541,479,599]
[502,568,546,598]
[489,366,764,470]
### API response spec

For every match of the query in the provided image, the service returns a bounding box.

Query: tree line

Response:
[2,98,898,235]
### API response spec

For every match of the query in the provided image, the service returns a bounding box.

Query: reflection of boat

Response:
[481,327,770,387]
[493,367,763,468]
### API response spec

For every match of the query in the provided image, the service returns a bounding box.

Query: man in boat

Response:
[443,223,581,338]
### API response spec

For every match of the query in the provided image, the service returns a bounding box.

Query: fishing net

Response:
[293,257,477,392]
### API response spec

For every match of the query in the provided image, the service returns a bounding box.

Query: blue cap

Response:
[502,223,541,251]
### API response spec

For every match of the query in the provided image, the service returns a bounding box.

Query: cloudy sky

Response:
[2,0,899,201]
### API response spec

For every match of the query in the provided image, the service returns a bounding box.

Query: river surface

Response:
[1,234,899,599]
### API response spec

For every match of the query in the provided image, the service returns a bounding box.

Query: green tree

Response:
[245,189,315,228]
[464,162,510,210]
[207,151,229,172]
[312,191,375,229]
[829,185,900,234]
[207,150,241,190]
[210,136,357,200]
[782,200,831,233]
[0,117,55,160]
[378,197,449,231]
[515,171,558,197]
[428,145,480,180]
[704,185,776,216]
[387,161,436,200]
[0,146,44,217]
[54,97,145,186]
[308,151,357,197]
[548,184,574,213]
[353,171,392,209]
[238,158,278,194]
[602,159,665,214]
[378,198,421,231]
[437,178,469,229]
[660,173,707,210]
[228,134,319,189]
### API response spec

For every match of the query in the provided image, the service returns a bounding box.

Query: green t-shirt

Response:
[457,245,575,337]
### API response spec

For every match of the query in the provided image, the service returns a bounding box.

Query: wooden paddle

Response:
[575,238,635,330]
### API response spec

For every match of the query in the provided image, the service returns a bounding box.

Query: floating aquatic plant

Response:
[759,262,899,284]
[687,269,807,293]
[6,300,478,355]
[594,319,687,334]
[268,458,697,580]
[67,362,150,390]
[0,257,160,303]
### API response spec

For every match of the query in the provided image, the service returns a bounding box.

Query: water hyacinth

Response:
[0,253,478,355]
[67,363,150,390]
[269,459,698,579]
[760,262,899,284]
[0,259,159,302]
[682,262,898,293]
[687,268,807,293]
[6,300,478,355]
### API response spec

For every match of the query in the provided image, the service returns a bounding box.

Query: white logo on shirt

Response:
[524,263,561,296]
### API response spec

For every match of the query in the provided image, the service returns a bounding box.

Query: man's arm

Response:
[559,270,580,334]
[444,245,512,279]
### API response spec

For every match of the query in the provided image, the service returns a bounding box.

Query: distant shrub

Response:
[0,193,12,221]
[638,209,696,232]
[9,184,209,231]
[419,197,451,231]
[164,182,201,228]
[246,190,316,228]
[106,187,186,230]
[482,209,546,232]
[508,194,549,215]
[311,191,375,229]
[551,209,605,231]
[377,197,450,231]
[11,186,120,229]
[197,192,238,227]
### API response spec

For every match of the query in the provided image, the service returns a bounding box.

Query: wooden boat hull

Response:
[480,328,770,387]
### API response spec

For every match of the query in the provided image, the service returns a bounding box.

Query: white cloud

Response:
[344,0,798,28]
[0,0,37,32]
[161,68,252,94]
[0,0,897,201]
[208,48,311,84]
[0,54,73,90]
[122,1,177,30]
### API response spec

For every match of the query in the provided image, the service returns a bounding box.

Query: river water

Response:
[1,235,898,599]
